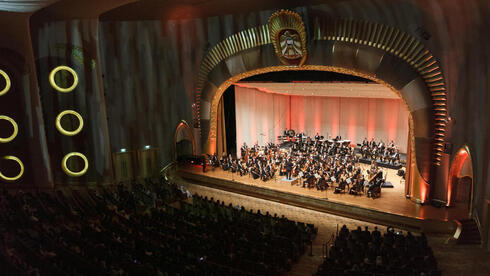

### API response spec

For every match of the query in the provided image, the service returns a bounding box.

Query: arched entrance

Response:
[448,145,474,216]
[174,120,196,160]
[194,13,449,203]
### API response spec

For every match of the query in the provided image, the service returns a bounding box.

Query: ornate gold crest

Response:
[268,10,307,66]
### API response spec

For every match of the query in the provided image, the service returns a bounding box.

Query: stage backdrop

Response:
[235,85,409,156]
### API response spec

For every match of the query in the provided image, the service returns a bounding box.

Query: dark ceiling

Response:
[241,70,373,83]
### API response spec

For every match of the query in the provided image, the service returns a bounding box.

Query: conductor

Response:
[286,159,293,180]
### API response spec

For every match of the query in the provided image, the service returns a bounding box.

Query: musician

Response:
[316,172,327,190]
[251,166,260,179]
[238,160,246,176]
[303,171,315,188]
[297,132,304,149]
[230,159,238,173]
[362,137,369,147]
[279,161,286,176]
[240,142,248,159]
[367,171,383,198]
[211,153,219,167]
[381,148,390,163]
[202,156,207,173]
[388,140,395,151]
[339,176,348,191]
[220,155,229,170]
[260,163,268,181]
[315,132,320,141]
[286,159,293,180]
[369,161,378,176]
[371,147,378,160]
[228,154,234,169]
[390,149,400,165]
[266,161,274,179]
[369,138,376,148]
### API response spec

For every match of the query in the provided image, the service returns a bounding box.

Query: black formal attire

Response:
[286,161,293,180]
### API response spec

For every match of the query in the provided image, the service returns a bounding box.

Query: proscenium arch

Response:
[195,17,448,165]
[196,17,450,203]
[205,65,427,201]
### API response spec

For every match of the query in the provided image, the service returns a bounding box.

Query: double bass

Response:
[367,170,383,198]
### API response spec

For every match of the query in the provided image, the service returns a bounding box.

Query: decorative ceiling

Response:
[235,82,400,99]
[0,0,59,13]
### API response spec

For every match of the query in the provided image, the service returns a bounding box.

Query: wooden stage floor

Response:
[177,164,469,233]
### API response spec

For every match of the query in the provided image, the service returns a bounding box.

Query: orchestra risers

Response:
[358,158,403,170]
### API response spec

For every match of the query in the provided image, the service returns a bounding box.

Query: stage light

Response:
[144,145,151,149]
[120,148,127,153]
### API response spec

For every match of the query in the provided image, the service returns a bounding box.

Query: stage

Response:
[176,164,469,234]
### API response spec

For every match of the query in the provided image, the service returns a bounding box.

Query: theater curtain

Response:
[235,86,409,155]
[235,86,290,157]
[216,98,227,157]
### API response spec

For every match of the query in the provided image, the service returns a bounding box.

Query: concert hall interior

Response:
[0,0,490,275]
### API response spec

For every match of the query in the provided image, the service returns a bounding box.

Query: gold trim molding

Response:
[0,155,24,182]
[0,115,18,143]
[49,65,79,93]
[268,10,307,66]
[62,152,89,177]
[313,18,447,164]
[55,110,84,136]
[0,69,11,96]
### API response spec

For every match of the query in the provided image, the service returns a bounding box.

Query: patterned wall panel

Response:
[31,19,112,185]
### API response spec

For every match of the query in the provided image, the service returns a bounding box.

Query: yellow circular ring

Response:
[0,115,18,143]
[49,66,78,93]
[62,152,89,177]
[0,156,24,182]
[0,69,11,96]
[55,110,84,136]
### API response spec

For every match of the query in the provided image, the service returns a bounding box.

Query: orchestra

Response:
[206,130,405,199]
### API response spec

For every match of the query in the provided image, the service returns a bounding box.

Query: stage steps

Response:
[456,219,481,245]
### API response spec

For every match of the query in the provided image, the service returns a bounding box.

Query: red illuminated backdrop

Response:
[234,85,409,157]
